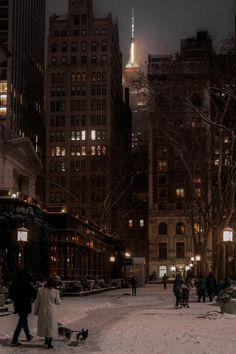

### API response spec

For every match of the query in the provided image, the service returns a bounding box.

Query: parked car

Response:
[61,281,83,296]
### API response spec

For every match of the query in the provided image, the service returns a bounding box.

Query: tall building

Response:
[45,0,129,227]
[148,31,213,279]
[0,0,45,156]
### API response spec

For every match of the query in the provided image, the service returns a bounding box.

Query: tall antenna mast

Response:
[131,7,135,40]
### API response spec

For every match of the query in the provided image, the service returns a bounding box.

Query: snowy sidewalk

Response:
[0,284,235,354]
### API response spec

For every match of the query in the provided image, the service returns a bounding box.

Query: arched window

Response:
[71,42,77,52]
[61,43,67,52]
[176,222,185,235]
[158,222,167,235]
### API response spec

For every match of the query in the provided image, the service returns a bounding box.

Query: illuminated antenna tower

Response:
[126,8,138,68]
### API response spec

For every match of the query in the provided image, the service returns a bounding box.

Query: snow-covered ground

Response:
[0,284,235,354]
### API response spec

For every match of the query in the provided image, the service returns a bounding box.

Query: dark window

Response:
[158,174,167,185]
[51,43,57,52]
[74,15,80,25]
[81,56,87,64]
[71,56,77,64]
[61,43,67,52]
[101,41,107,51]
[159,222,167,235]
[71,42,77,52]
[159,243,167,260]
[176,222,185,235]
[176,242,185,259]
[81,14,87,25]
[91,55,97,64]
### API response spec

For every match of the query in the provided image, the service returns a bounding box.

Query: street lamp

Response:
[195,255,201,278]
[17,226,28,269]
[223,227,233,288]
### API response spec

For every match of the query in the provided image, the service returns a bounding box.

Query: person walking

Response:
[162,274,168,289]
[9,270,36,346]
[206,272,217,302]
[173,273,183,308]
[130,275,138,296]
[34,277,61,349]
[197,274,207,303]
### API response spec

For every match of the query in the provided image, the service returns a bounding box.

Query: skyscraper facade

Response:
[45,0,128,227]
[0,0,45,156]
[148,31,213,278]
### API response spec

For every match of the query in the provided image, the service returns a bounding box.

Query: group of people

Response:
[173,271,217,308]
[9,269,61,349]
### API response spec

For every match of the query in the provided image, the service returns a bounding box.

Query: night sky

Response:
[47,0,235,65]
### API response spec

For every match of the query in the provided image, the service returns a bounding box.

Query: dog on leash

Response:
[58,323,88,344]
[76,329,88,344]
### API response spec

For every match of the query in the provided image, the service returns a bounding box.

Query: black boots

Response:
[47,337,54,349]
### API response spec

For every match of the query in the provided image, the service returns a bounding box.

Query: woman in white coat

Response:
[34,277,61,349]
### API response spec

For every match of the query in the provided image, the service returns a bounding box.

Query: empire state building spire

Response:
[126,8,138,68]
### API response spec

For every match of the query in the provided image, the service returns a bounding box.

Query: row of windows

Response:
[51,41,108,53]
[50,72,107,84]
[50,114,106,128]
[51,84,107,97]
[159,222,185,235]
[50,55,108,65]
[128,219,145,228]
[53,27,107,37]
[157,188,185,199]
[49,159,106,174]
[159,242,185,259]
[50,145,107,158]
[50,130,106,142]
[50,99,107,112]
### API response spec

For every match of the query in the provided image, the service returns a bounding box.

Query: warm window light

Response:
[170,265,176,272]
[125,252,130,257]
[110,256,115,262]
[191,257,195,262]
[196,255,201,261]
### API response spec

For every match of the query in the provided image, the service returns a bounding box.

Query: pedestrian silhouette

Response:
[9,270,36,346]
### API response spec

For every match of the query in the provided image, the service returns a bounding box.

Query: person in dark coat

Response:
[206,272,217,302]
[173,273,183,308]
[197,274,207,303]
[130,275,138,296]
[162,274,168,289]
[9,270,36,346]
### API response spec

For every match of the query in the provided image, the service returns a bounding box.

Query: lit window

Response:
[91,146,96,155]
[140,220,144,227]
[71,131,76,141]
[50,147,55,157]
[194,223,202,234]
[224,136,230,143]
[81,130,86,140]
[193,176,201,184]
[91,130,96,140]
[128,220,133,227]
[56,146,61,156]
[158,161,167,171]
[0,94,7,105]
[176,188,185,198]
[82,146,86,155]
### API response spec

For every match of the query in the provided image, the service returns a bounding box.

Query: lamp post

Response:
[195,255,201,278]
[223,227,233,288]
[17,226,28,269]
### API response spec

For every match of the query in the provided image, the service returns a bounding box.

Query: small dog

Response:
[76,329,88,344]
[58,323,88,344]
